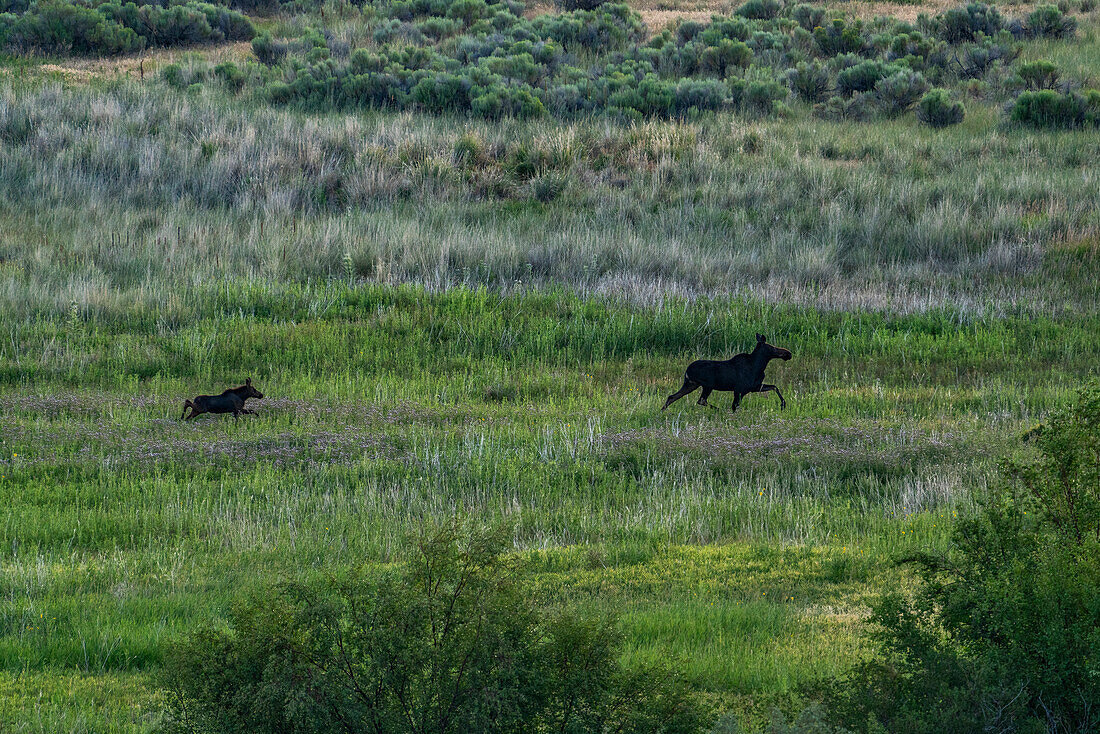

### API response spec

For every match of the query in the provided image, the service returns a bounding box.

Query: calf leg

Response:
[696,387,715,407]
[757,384,787,409]
[662,379,699,410]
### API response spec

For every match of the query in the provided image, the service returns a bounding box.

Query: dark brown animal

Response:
[662,334,792,413]
[181,378,264,420]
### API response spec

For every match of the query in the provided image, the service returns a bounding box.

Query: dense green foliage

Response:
[914,87,964,126]
[816,385,1100,732]
[104,0,1084,124]
[0,0,253,54]
[1011,87,1100,127]
[163,523,705,734]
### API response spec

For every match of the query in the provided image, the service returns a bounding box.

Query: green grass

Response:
[1,283,1096,730]
[2,9,1100,732]
[2,71,1099,318]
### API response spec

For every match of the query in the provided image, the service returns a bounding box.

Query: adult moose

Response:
[662,334,792,413]
[181,378,264,420]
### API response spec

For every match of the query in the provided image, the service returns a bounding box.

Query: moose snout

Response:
[780,350,792,361]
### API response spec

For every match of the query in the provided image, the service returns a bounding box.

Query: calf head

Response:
[757,333,792,361]
[239,377,264,400]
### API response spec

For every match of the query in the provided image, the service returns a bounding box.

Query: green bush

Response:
[1024,4,1076,38]
[733,77,786,114]
[734,0,780,20]
[915,88,964,126]
[341,72,404,107]
[470,83,546,118]
[817,385,1100,733]
[957,42,1010,79]
[813,91,873,120]
[671,77,727,113]
[785,60,830,102]
[835,60,893,96]
[789,4,825,32]
[813,19,865,56]
[555,0,609,9]
[446,0,489,25]
[411,71,473,112]
[1011,89,1088,128]
[251,31,286,65]
[160,62,186,89]
[3,0,143,55]
[97,1,253,47]
[936,2,1003,43]
[610,73,674,116]
[263,80,294,104]
[1017,59,1059,90]
[161,524,707,734]
[873,69,929,116]
[212,61,244,90]
[417,15,462,38]
[530,3,645,50]
[698,38,752,74]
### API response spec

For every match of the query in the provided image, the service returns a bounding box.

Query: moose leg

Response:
[758,384,787,409]
[731,393,742,413]
[662,379,699,410]
[696,387,715,407]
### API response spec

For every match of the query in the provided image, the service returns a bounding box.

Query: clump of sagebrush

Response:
[916,88,965,126]
[873,69,930,117]
[1010,88,1100,128]
[811,384,1100,733]
[1021,3,1077,38]
[0,0,254,55]
[161,522,707,734]
[1015,60,1061,91]
[139,0,1065,125]
[785,61,831,103]
[935,2,1004,44]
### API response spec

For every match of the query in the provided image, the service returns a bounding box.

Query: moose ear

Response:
[246,377,251,385]
[756,333,765,342]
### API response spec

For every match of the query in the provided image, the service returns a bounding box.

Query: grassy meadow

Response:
[1,0,1100,730]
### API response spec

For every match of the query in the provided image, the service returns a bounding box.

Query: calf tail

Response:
[180,399,193,420]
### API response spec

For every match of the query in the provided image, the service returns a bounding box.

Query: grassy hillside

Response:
[1,0,1098,730]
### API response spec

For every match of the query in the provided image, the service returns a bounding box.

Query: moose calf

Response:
[181,378,264,420]
[662,334,792,413]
